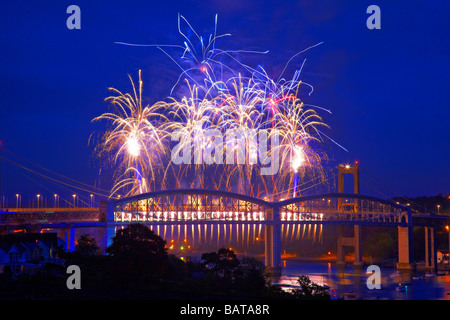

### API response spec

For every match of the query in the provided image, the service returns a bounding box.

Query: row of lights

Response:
[13,193,95,208]
[396,202,445,214]
[395,195,450,214]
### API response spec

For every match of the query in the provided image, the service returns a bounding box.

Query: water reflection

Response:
[69,223,323,256]
[280,260,450,300]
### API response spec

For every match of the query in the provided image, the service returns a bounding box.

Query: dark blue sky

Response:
[0,0,449,205]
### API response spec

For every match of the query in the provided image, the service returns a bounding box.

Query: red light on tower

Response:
[354,160,359,166]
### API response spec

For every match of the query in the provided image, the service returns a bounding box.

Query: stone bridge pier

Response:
[337,225,362,268]
[264,205,282,277]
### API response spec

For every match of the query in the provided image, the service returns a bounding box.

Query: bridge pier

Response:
[424,226,437,272]
[106,200,115,223]
[265,205,282,278]
[336,225,363,267]
[396,225,416,270]
[59,227,75,252]
[396,207,416,270]
[397,215,416,270]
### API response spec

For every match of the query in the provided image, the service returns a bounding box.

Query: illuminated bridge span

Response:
[112,189,272,224]
[111,189,409,226]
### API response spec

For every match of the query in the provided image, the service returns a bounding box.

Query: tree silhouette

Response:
[106,223,168,277]
[75,234,101,256]
[291,275,330,300]
[201,247,239,273]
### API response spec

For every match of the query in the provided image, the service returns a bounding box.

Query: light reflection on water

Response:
[279,260,450,300]
[51,225,450,300]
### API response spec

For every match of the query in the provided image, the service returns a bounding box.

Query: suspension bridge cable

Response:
[360,166,428,213]
[20,170,93,207]
[0,155,114,199]
[18,171,77,207]
[298,172,337,193]
[1,148,112,195]
[270,165,338,198]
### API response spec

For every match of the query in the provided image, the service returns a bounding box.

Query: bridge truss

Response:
[113,189,273,224]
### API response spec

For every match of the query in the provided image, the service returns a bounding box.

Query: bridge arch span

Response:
[110,189,273,224]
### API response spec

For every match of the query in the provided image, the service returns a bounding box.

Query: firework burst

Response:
[92,70,168,197]
[94,15,337,199]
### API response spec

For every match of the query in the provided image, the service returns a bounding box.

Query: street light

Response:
[16,194,20,208]
[437,204,441,214]
[90,194,94,207]
[72,194,76,207]
[36,194,40,209]
[54,194,58,208]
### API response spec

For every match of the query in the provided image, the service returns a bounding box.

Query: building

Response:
[0,233,65,275]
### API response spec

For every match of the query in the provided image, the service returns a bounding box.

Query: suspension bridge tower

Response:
[337,162,362,267]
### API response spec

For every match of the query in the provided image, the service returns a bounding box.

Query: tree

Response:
[75,234,101,256]
[291,275,330,300]
[233,257,267,295]
[106,223,167,276]
[199,249,271,297]
[201,248,239,273]
[107,223,167,256]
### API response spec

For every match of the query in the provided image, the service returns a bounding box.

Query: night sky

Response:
[0,0,449,206]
